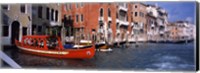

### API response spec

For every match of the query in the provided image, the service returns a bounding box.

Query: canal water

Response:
[2,42,195,71]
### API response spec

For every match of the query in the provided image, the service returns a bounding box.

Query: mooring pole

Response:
[0,51,21,68]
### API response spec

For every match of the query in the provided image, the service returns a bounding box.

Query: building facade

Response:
[146,13,157,41]
[1,4,32,45]
[131,3,147,42]
[146,4,168,42]
[62,3,132,44]
[32,4,62,36]
[166,21,195,42]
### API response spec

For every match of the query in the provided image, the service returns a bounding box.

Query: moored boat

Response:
[15,35,95,59]
[95,42,108,49]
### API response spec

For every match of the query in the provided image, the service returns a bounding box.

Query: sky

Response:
[144,2,196,24]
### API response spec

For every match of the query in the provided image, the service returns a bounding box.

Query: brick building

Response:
[61,3,132,44]
[131,3,147,42]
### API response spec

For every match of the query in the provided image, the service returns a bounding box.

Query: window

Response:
[3,26,9,36]
[81,14,83,21]
[108,21,111,28]
[76,14,79,22]
[100,8,103,17]
[135,5,137,8]
[140,12,144,17]
[135,12,138,17]
[32,25,36,34]
[65,4,68,11]
[126,16,128,21]
[80,3,84,7]
[2,5,9,10]
[108,8,111,17]
[116,23,119,29]
[69,15,71,20]
[139,12,144,17]
[20,4,26,13]
[139,12,142,17]
[2,13,9,25]
[76,3,79,8]
[55,10,58,22]
[69,4,72,10]
[23,27,27,35]
[38,6,43,18]
[51,9,54,21]
[116,12,118,18]
[32,7,37,16]
[38,26,42,32]
[46,7,50,20]
[131,17,133,22]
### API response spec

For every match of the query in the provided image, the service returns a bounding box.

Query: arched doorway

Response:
[11,21,20,44]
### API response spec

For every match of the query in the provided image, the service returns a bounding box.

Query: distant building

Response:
[131,3,147,42]
[166,23,180,42]
[61,3,132,44]
[166,21,195,42]
[1,4,32,45]
[32,4,62,36]
[146,13,157,41]
[146,4,168,42]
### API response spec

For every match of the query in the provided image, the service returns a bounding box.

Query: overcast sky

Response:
[144,2,196,24]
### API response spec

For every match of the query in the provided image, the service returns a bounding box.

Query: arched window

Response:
[100,8,103,17]
[108,8,111,17]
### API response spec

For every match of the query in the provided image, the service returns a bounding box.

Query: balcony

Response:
[119,20,129,26]
[133,26,141,30]
[116,29,120,34]
[159,31,164,34]
[50,21,60,26]
[108,17,112,21]
[98,17,104,21]
[151,24,155,27]
[131,22,134,26]
[98,28,104,33]
[116,19,119,23]
[108,28,112,33]
[133,23,143,30]
[118,6,128,12]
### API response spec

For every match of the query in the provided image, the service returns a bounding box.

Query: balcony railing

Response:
[119,20,129,26]
[118,6,128,12]
[116,29,120,33]
[131,22,134,26]
[116,19,119,23]
[108,17,112,21]
[98,17,104,21]
[50,21,60,26]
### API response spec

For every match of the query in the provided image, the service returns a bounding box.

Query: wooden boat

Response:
[95,42,109,49]
[15,35,95,59]
[95,41,113,52]
[99,48,113,52]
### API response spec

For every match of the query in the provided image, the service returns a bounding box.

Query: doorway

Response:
[11,21,20,44]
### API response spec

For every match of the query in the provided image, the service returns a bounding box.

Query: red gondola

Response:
[15,35,95,59]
